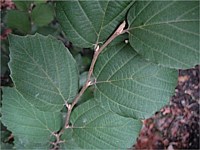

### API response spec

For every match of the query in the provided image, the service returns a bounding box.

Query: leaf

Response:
[13,1,31,11]
[35,26,58,36]
[8,34,78,112]
[79,71,88,88]
[60,139,81,150]
[1,88,62,145]
[6,10,31,34]
[128,1,200,69]
[77,88,94,105]
[1,143,14,150]
[109,33,129,47]
[94,42,178,119]
[60,129,81,149]
[61,100,141,149]
[55,1,134,48]
[14,137,50,150]
[33,0,47,5]
[31,4,54,26]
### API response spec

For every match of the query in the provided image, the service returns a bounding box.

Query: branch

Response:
[53,20,127,149]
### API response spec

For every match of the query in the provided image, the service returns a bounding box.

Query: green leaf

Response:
[1,142,14,150]
[31,4,54,26]
[13,1,31,11]
[8,34,78,112]
[35,26,58,36]
[61,100,141,149]
[94,42,178,119]
[6,10,31,34]
[77,88,94,106]
[1,88,62,145]
[56,1,134,48]
[34,0,46,5]
[14,137,50,150]
[109,33,129,47]
[128,1,200,69]
[79,71,88,88]
[60,129,81,149]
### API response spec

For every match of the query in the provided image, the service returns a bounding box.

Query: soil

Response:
[134,65,200,150]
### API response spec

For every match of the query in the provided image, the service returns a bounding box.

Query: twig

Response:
[52,20,127,149]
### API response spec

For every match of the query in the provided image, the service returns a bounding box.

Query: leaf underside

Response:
[8,34,79,112]
[56,0,134,48]
[1,88,61,145]
[61,100,141,149]
[94,42,178,119]
[14,137,49,150]
[128,1,200,69]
